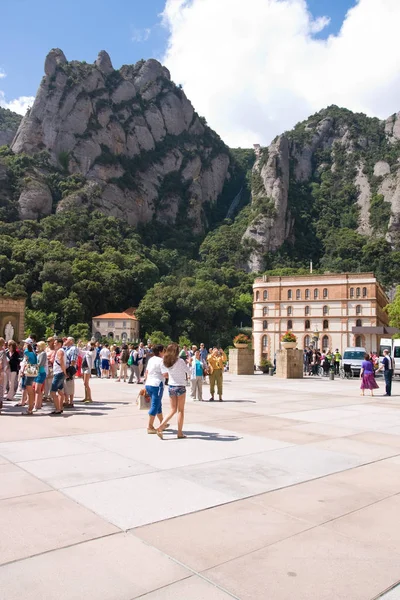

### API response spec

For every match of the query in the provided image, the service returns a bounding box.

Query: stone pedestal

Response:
[276,348,303,379]
[0,297,25,342]
[229,348,254,375]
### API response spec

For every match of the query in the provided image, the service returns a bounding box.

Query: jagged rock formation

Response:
[243,106,400,271]
[9,49,230,228]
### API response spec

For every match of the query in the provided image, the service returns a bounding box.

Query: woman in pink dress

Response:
[360,353,379,396]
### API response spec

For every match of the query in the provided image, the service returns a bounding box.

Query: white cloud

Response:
[0,69,34,115]
[0,91,35,115]
[162,0,400,146]
[132,27,151,42]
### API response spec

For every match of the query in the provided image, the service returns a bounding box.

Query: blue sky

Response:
[0,0,355,101]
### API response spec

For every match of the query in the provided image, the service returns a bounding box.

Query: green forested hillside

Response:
[0,107,22,132]
[2,105,400,344]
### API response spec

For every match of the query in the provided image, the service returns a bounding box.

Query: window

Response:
[296,289,301,300]
[262,335,268,349]
[350,287,354,298]
[288,290,292,300]
[107,321,114,327]
[263,307,268,316]
[356,319,362,327]
[263,320,268,330]
[263,290,268,300]
[287,306,292,316]
[305,289,310,299]
[255,291,259,301]
[356,305,362,315]
[314,288,319,299]
[323,319,329,330]
[363,287,367,298]
[322,335,329,350]
[122,321,126,328]
[304,335,311,347]
[121,332,127,341]
[108,332,114,338]
[323,305,329,315]
[305,306,310,316]
[287,320,293,330]
[305,319,310,330]
[356,287,361,297]
[96,321,100,327]
[355,335,362,347]
[323,288,328,299]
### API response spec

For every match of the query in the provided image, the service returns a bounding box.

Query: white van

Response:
[393,339,400,376]
[341,347,366,376]
[379,338,400,376]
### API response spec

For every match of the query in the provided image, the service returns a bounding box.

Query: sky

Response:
[1,0,400,146]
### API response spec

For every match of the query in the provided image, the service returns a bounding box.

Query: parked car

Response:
[340,347,366,377]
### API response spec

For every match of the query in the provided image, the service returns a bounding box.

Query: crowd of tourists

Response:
[303,345,395,397]
[0,336,228,436]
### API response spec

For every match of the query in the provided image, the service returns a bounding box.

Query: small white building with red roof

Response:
[92,307,140,342]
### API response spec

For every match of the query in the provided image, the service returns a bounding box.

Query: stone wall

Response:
[276,348,303,379]
[0,297,26,341]
[229,348,254,375]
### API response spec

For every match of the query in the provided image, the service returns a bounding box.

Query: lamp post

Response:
[313,326,320,351]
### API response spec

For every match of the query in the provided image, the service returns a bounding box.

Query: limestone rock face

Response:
[242,106,400,271]
[10,49,231,228]
[18,180,53,220]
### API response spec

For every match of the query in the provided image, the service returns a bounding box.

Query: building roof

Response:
[93,312,138,321]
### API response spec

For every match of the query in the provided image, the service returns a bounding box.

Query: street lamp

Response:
[313,326,320,351]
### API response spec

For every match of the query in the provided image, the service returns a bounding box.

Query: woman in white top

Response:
[82,342,96,403]
[157,343,190,440]
[144,344,166,434]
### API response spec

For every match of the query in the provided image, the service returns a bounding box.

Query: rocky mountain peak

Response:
[95,50,113,74]
[8,49,231,228]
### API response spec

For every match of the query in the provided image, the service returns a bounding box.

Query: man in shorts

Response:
[50,338,67,415]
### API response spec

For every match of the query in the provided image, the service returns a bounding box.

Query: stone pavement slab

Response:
[134,497,313,571]
[203,526,400,600]
[0,533,190,600]
[0,490,119,565]
[0,463,50,500]
[18,449,156,488]
[137,576,238,599]
[0,436,103,462]
[62,469,235,530]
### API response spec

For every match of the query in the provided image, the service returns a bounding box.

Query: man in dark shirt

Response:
[378,349,394,396]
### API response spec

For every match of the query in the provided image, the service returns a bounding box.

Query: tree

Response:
[25,309,57,340]
[69,323,90,341]
[386,286,400,329]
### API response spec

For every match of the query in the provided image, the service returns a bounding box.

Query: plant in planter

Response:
[233,333,251,348]
[258,357,273,373]
[281,331,297,348]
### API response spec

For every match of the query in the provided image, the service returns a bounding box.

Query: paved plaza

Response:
[1,373,400,599]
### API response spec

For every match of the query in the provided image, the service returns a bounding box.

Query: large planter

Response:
[234,343,250,349]
[282,341,297,349]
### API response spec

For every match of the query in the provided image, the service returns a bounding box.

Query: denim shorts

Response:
[22,376,35,389]
[51,373,65,392]
[35,372,46,384]
[168,385,186,397]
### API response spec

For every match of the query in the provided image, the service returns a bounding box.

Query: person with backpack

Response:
[377,349,395,397]
[128,345,142,384]
[117,344,130,382]
[82,342,96,403]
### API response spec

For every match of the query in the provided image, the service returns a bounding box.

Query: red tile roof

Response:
[93,312,138,320]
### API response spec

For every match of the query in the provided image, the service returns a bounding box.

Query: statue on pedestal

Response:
[4,321,14,341]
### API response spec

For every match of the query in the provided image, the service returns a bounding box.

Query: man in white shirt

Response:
[100,344,111,378]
